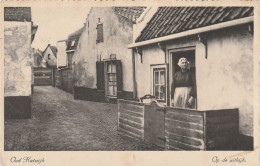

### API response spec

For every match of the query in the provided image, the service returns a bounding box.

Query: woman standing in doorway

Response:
[171,57,196,108]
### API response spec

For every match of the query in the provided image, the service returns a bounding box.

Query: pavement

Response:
[4,86,158,151]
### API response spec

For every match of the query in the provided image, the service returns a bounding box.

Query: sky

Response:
[31,7,90,51]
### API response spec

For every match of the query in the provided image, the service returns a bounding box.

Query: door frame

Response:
[167,46,196,107]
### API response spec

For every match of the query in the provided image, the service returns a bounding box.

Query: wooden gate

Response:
[144,101,166,148]
[33,67,53,86]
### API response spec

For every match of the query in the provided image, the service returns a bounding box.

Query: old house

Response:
[118,7,254,150]
[57,40,67,69]
[34,44,56,87]
[42,44,57,68]
[55,40,67,89]
[72,7,146,102]
[4,7,38,118]
[32,48,43,67]
[66,27,84,69]
[55,28,83,93]
[33,44,58,87]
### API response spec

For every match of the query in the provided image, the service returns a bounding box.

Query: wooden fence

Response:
[117,99,145,140]
[118,99,239,150]
[33,67,53,86]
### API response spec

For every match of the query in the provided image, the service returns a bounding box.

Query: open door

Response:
[170,49,197,108]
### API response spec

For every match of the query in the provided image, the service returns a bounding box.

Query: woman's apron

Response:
[173,87,195,109]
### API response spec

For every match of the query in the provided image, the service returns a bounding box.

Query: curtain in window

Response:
[154,69,166,101]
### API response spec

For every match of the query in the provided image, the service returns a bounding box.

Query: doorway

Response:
[169,49,197,108]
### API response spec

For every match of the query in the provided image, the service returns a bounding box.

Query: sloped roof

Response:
[4,7,31,22]
[50,46,57,57]
[33,52,43,66]
[136,7,254,42]
[31,25,38,43]
[114,7,146,23]
[66,27,84,51]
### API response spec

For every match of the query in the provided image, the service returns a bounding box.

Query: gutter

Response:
[128,16,253,48]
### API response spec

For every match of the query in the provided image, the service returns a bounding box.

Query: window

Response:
[151,64,168,103]
[104,60,122,98]
[96,23,103,43]
[71,40,75,47]
[48,54,50,60]
[154,69,166,101]
[107,62,117,96]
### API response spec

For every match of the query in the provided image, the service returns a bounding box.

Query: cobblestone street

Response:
[5,86,158,151]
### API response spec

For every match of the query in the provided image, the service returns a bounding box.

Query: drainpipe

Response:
[132,48,137,99]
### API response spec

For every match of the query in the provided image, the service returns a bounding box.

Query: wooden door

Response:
[144,101,166,148]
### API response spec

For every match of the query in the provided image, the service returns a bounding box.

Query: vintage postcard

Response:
[0,0,259,166]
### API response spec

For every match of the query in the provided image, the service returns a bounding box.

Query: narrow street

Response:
[4,86,157,151]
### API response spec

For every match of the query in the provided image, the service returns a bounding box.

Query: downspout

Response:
[132,48,137,99]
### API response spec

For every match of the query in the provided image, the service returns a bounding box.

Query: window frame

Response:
[150,64,168,104]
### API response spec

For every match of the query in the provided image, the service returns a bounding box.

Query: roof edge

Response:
[57,39,67,42]
[129,16,253,48]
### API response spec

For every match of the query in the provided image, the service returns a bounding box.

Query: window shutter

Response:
[115,60,123,92]
[96,61,105,90]
[96,23,103,43]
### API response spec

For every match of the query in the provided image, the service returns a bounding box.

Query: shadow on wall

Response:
[73,62,94,88]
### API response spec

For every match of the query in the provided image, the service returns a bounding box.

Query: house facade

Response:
[33,44,57,87]
[4,7,38,118]
[128,7,254,148]
[56,40,67,69]
[32,48,43,67]
[55,28,83,93]
[42,44,57,68]
[66,27,84,69]
[72,7,145,102]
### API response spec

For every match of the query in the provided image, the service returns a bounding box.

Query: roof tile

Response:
[136,7,254,42]
[114,7,146,23]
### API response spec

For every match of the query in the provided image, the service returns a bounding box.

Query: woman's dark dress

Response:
[171,70,196,108]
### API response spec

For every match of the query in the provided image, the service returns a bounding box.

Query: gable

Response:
[43,47,56,61]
